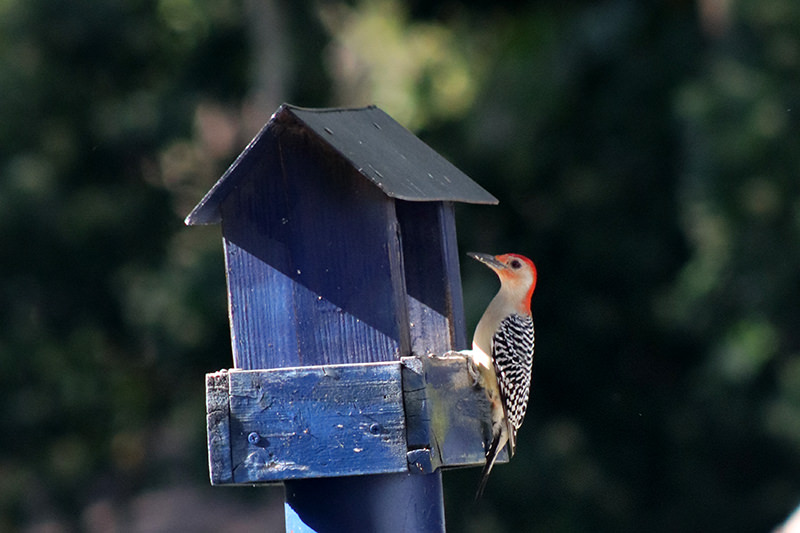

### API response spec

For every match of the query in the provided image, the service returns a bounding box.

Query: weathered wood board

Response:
[206,355,503,484]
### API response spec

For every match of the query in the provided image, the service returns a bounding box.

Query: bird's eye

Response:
[510,259,522,269]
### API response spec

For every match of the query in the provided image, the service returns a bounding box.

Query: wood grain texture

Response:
[205,356,498,483]
[225,364,407,482]
[437,202,468,350]
[396,201,469,356]
[220,116,407,369]
[206,371,233,485]
[397,201,451,356]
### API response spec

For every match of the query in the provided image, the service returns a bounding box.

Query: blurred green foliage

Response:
[1,0,800,531]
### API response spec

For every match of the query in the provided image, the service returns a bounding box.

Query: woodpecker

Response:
[467,252,537,500]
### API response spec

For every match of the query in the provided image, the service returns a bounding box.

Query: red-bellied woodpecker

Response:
[467,252,537,500]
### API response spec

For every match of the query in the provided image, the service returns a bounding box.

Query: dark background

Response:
[2,0,800,531]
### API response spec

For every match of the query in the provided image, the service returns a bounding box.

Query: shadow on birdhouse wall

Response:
[220,112,407,368]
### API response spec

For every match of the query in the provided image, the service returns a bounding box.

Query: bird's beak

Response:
[467,252,507,271]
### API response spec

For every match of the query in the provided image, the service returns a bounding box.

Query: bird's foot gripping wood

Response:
[427,350,482,388]
[464,352,483,388]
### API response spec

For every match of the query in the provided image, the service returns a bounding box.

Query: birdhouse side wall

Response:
[396,200,468,355]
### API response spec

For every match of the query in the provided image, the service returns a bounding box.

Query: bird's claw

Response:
[466,355,482,388]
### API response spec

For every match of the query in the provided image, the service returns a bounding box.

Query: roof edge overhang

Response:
[185,104,498,226]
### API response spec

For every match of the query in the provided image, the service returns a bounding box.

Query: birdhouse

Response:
[187,104,503,486]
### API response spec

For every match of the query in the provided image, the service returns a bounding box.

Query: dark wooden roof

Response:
[186,104,498,225]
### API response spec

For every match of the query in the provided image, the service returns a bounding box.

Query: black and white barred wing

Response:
[491,313,535,437]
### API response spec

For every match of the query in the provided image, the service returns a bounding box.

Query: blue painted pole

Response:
[284,472,445,533]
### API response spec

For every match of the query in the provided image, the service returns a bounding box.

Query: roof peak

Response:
[185,104,498,226]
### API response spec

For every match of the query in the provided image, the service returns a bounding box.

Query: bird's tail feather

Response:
[475,433,503,501]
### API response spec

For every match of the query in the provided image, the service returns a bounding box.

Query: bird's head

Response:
[468,252,537,311]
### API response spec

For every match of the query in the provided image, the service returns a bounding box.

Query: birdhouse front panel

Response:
[219,118,410,370]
